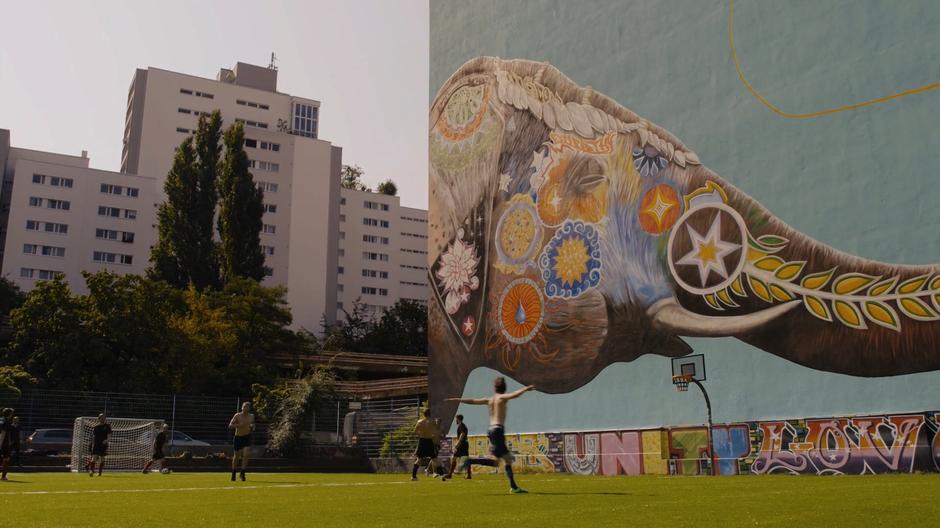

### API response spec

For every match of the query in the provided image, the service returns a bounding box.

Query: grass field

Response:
[2,471,937,527]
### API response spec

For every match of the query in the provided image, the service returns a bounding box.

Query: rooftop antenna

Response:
[269,52,278,71]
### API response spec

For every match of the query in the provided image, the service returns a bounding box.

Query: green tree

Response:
[0,365,37,399]
[252,367,336,456]
[8,277,92,389]
[0,277,25,319]
[217,122,266,283]
[191,111,223,289]
[376,179,398,196]
[341,164,370,191]
[363,300,428,356]
[149,138,199,288]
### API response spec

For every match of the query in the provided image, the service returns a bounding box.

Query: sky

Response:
[0,0,429,208]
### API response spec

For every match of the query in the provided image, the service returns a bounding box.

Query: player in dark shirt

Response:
[143,424,170,474]
[87,414,112,477]
[447,415,472,479]
[0,407,14,481]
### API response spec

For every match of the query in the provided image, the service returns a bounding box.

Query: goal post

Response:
[70,417,164,472]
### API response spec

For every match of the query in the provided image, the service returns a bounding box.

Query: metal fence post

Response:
[170,394,177,442]
[335,400,341,446]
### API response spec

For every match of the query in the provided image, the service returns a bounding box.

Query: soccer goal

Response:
[70,417,164,472]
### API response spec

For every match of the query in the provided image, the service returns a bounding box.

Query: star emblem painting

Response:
[667,203,747,295]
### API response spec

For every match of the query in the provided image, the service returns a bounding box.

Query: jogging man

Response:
[446,377,535,493]
[143,423,169,474]
[447,414,472,479]
[229,402,255,482]
[88,414,111,477]
[411,408,444,481]
[0,408,13,481]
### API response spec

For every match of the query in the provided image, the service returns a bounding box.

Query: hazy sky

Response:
[0,0,429,208]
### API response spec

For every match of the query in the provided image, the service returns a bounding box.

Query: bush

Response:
[253,367,336,457]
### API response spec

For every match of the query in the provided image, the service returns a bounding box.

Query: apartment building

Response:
[120,62,342,332]
[337,187,428,320]
[0,129,156,293]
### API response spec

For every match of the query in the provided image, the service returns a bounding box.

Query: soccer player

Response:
[229,402,255,482]
[446,377,535,494]
[0,408,13,481]
[88,414,112,477]
[143,423,169,474]
[411,408,443,481]
[10,416,21,468]
[447,414,472,479]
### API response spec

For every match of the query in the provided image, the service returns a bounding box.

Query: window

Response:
[401,215,428,223]
[245,138,257,148]
[93,251,133,265]
[337,266,344,274]
[264,268,273,277]
[362,252,389,262]
[362,269,389,279]
[339,232,345,240]
[196,91,213,99]
[126,187,139,198]
[38,269,60,280]
[23,244,37,255]
[96,228,118,240]
[363,218,379,227]
[124,209,137,220]
[122,232,135,243]
[263,224,276,234]
[380,220,389,228]
[338,248,345,257]
[41,222,68,234]
[402,232,428,239]
[236,99,268,109]
[258,182,278,193]
[362,286,377,295]
[180,88,193,95]
[263,245,275,256]
[41,246,65,257]
[292,102,319,138]
[29,197,42,207]
[340,197,347,205]
[400,264,427,271]
[339,214,346,222]
[33,174,73,188]
[32,174,43,184]
[337,284,344,292]
[364,201,390,211]
[257,141,280,152]
[363,235,389,245]
[178,108,192,114]
[401,281,429,287]
[47,199,70,210]
[20,268,34,279]
[101,183,123,195]
[176,127,190,134]
[235,118,269,129]
[401,248,428,255]
[258,161,279,172]
[98,206,120,217]
[121,254,133,265]
[263,204,277,214]
[26,220,38,231]
[337,302,344,310]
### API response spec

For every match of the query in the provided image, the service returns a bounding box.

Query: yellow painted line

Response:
[729,0,940,118]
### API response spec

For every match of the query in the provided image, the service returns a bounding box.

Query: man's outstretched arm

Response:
[503,385,536,400]
[444,397,489,405]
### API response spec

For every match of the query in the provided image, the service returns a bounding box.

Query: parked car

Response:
[166,430,211,456]
[26,428,73,454]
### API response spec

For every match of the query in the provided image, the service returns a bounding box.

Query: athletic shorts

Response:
[91,443,108,456]
[414,438,437,458]
[488,425,510,458]
[453,443,469,458]
[233,435,251,452]
[152,450,165,461]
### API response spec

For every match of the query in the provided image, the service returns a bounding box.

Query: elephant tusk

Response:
[648,297,801,337]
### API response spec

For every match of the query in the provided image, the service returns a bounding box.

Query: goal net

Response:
[70,417,164,472]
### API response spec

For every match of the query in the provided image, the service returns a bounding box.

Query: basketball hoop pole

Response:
[688,379,716,476]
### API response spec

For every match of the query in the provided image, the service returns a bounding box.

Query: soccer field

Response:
[1,472,937,527]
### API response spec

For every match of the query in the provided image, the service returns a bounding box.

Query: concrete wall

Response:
[429,0,940,438]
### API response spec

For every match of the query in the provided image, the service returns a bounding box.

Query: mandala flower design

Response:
[632,145,668,177]
[498,279,544,344]
[495,194,542,274]
[539,221,602,298]
[436,228,481,314]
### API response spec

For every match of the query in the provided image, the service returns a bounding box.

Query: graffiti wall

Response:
[429,0,940,438]
[440,412,940,475]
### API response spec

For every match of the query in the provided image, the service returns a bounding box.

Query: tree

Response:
[8,277,92,390]
[191,111,223,289]
[150,138,199,288]
[217,122,266,283]
[362,300,427,356]
[0,277,25,319]
[341,164,370,191]
[252,367,336,456]
[0,365,37,399]
[376,179,398,196]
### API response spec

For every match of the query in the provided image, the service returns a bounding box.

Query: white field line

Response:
[0,480,413,496]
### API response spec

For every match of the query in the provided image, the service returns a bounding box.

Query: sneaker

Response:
[510,488,528,494]
[411,476,418,481]
[240,472,246,482]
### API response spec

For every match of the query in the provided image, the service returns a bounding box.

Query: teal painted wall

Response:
[431,0,940,434]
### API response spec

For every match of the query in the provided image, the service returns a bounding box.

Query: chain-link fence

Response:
[0,389,424,458]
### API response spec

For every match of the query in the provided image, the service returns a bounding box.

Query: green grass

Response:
[1,471,937,527]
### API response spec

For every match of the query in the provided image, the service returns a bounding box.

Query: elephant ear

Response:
[428,203,491,352]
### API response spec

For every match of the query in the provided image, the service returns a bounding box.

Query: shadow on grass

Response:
[240,481,302,485]
[486,491,632,497]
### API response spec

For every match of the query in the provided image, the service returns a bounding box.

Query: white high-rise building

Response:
[0,129,157,293]
[336,188,428,320]
[0,61,428,331]
[121,61,342,332]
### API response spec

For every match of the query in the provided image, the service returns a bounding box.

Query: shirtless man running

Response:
[446,377,535,494]
[229,402,255,482]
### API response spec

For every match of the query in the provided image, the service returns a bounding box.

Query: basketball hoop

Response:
[672,374,693,392]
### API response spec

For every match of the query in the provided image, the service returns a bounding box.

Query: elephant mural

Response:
[428,57,940,422]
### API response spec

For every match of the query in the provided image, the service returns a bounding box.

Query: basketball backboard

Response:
[671,354,706,382]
